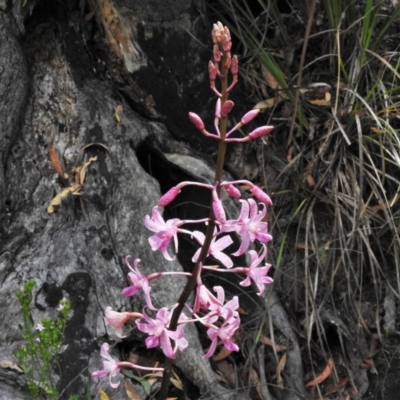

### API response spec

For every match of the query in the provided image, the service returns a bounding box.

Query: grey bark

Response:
[0,0,234,399]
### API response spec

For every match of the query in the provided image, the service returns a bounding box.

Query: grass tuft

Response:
[212,0,400,397]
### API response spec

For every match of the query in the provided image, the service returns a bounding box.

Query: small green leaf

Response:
[121,370,152,395]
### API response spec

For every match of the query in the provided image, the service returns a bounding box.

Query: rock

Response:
[0,1,234,398]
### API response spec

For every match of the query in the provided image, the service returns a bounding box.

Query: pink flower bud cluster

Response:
[92,22,274,390]
[209,22,237,96]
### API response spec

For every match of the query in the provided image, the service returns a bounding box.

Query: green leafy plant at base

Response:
[15,280,72,399]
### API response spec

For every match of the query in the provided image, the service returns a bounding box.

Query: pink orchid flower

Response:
[207,286,239,321]
[92,343,165,388]
[192,230,233,268]
[238,245,273,296]
[144,206,182,261]
[221,199,272,256]
[193,283,222,314]
[136,308,188,359]
[201,246,274,296]
[193,285,238,324]
[203,313,240,358]
[121,257,156,310]
[92,343,122,388]
[104,307,142,338]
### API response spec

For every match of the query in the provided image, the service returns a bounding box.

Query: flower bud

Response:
[221,100,234,116]
[212,188,226,224]
[212,22,223,44]
[248,125,274,140]
[212,22,232,53]
[188,112,205,130]
[230,55,239,75]
[250,186,273,205]
[223,183,241,198]
[221,39,232,53]
[208,61,217,81]
[215,99,221,119]
[158,187,181,207]
[213,44,222,63]
[220,28,232,52]
[241,109,260,125]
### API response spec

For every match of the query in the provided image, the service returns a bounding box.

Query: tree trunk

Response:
[0,1,234,398]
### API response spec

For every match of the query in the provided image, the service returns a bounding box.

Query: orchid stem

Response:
[158,52,230,400]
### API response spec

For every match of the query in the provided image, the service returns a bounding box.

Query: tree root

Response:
[265,288,308,400]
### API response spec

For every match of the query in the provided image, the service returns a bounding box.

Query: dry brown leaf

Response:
[360,358,377,373]
[85,10,95,21]
[371,192,400,213]
[114,104,123,123]
[369,333,380,357]
[305,174,316,186]
[98,389,110,400]
[323,376,349,396]
[276,352,287,388]
[144,370,163,379]
[216,360,237,387]
[82,142,111,153]
[47,184,82,214]
[170,377,183,391]
[249,368,263,400]
[0,360,23,373]
[73,156,97,185]
[75,143,111,166]
[260,65,280,90]
[237,306,248,315]
[306,92,331,106]
[170,369,183,390]
[127,352,139,364]
[259,336,287,352]
[124,381,141,400]
[213,346,232,361]
[255,98,281,110]
[286,146,294,162]
[214,370,229,384]
[49,145,66,178]
[295,243,314,251]
[306,359,334,387]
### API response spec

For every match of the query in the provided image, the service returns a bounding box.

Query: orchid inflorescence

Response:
[92,21,274,392]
